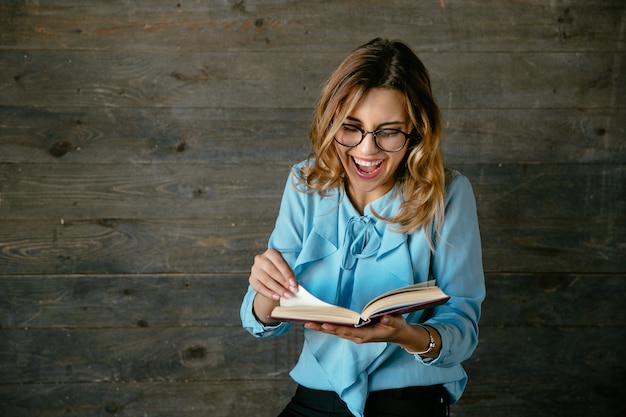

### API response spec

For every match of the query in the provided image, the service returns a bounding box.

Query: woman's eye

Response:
[341,124,360,132]
[378,129,400,138]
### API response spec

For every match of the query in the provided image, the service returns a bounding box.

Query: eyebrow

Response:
[344,116,406,128]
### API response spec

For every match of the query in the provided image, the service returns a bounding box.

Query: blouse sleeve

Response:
[422,173,486,366]
[240,164,306,338]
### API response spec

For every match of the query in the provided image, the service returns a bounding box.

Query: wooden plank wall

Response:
[0,1,624,416]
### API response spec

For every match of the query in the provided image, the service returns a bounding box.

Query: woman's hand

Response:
[249,248,298,325]
[304,315,441,358]
[304,314,408,344]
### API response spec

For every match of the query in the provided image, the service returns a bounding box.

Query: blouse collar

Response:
[295,184,409,273]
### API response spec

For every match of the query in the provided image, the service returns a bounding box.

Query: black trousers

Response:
[278,384,450,417]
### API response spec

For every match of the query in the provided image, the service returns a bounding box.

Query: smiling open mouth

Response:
[353,157,383,176]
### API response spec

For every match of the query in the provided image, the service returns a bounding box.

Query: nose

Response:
[357,131,379,154]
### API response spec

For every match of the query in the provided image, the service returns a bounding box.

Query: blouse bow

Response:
[341,216,382,270]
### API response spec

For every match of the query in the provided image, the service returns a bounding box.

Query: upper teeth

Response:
[354,158,382,167]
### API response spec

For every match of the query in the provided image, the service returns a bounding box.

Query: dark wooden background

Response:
[0,1,624,416]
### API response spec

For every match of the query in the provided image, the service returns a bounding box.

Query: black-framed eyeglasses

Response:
[334,123,418,153]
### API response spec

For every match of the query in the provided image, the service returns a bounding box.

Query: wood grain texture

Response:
[0,326,303,383]
[1,107,623,164]
[1,50,621,109]
[0,327,623,416]
[0,380,298,417]
[0,0,622,52]
[460,328,626,417]
[0,217,623,275]
[1,163,623,219]
[1,0,624,416]
[1,274,623,330]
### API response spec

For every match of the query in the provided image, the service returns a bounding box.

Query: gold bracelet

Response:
[404,324,435,355]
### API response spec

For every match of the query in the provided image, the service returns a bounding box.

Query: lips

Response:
[352,156,383,177]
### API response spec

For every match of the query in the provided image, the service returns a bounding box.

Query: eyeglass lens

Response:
[335,124,409,152]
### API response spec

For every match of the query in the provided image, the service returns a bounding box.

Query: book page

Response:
[361,287,446,318]
[279,284,335,308]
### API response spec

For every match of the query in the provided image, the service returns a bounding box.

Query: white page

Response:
[279,284,334,308]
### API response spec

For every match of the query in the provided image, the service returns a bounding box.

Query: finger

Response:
[304,322,379,345]
[303,321,323,331]
[378,315,399,327]
[253,251,290,289]
[304,322,341,334]
[263,249,297,290]
[249,273,281,301]
[250,251,296,300]
[249,266,291,301]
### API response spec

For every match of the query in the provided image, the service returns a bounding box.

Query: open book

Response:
[270,280,449,327]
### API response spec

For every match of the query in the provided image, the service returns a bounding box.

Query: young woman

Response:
[241,38,485,417]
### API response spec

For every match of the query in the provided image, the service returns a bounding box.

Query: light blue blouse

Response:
[241,160,485,417]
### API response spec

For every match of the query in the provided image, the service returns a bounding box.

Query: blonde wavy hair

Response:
[300,38,445,250]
